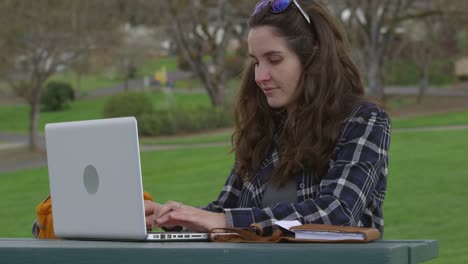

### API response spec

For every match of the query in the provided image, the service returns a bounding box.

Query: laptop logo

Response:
[83,165,100,195]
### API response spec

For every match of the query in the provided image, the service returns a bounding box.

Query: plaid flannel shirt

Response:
[202,103,391,235]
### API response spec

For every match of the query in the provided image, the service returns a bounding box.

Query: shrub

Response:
[139,111,176,136]
[138,106,233,137]
[103,92,233,137]
[41,81,75,111]
[177,55,192,71]
[172,106,233,134]
[384,58,456,86]
[102,92,155,134]
[224,56,246,80]
[103,91,154,118]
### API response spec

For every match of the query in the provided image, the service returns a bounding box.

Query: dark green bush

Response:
[41,81,75,111]
[177,55,192,71]
[138,106,233,137]
[102,92,155,134]
[224,56,246,80]
[173,107,233,133]
[139,111,176,136]
[384,58,455,86]
[103,92,233,136]
[103,92,154,118]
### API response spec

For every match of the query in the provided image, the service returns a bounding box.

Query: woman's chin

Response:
[266,99,287,109]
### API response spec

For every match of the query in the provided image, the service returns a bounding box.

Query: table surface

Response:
[0,239,438,264]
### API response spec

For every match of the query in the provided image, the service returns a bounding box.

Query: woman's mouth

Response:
[262,87,276,96]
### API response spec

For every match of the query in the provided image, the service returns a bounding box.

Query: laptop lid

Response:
[45,117,149,240]
[45,117,212,242]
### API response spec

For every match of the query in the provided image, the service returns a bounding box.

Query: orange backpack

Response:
[32,192,154,239]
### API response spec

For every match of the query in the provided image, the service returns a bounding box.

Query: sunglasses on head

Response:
[252,0,311,24]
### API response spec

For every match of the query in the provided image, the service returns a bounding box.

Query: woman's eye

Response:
[269,58,282,64]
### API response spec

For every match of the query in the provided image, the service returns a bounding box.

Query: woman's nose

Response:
[255,64,271,84]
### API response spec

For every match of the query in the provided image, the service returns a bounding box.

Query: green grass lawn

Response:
[0,129,467,263]
[391,109,468,129]
[0,91,212,134]
[49,56,200,93]
[48,71,122,96]
[138,56,179,77]
[140,146,233,204]
[1,94,468,135]
[47,56,180,96]
[4,55,217,100]
[0,145,233,238]
[383,130,468,264]
[172,76,240,91]
[140,129,232,145]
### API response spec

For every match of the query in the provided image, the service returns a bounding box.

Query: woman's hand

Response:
[144,200,163,229]
[148,200,228,232]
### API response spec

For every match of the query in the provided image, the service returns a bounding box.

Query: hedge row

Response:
[103,91,233,136]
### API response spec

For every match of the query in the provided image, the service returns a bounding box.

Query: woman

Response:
[145,0,391,236]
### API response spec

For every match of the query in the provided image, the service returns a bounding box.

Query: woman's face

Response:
[248,26,303,109]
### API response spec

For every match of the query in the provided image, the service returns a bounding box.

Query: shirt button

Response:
[299,183,305,189]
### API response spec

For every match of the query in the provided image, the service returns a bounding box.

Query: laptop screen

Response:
[45,117,148,240]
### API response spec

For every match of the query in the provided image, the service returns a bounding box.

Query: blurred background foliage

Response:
[1,1,468,263]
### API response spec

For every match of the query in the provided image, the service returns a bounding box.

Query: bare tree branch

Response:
[158,0,252,107]
[0,0,120,151]
[331,0,442,99]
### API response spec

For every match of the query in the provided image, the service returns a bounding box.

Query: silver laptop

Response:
[45,116,209,241]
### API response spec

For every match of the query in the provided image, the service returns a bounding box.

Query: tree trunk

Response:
[76,72,82,98]
[417,63,429,104]
[190,62,225,107]
[365,2,384,100]
[367,55,384,99]
[200,77,224,107]
[211,83,225,107]
[29,89,42,152]
[124,76,129,91]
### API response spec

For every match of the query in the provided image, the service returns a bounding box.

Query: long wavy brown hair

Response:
[232,0,373,186]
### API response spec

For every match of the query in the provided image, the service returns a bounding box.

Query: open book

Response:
[210,221,381,243]
[275,220,381,242]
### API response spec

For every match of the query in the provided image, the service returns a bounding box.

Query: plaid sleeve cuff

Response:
[223,208,255,228]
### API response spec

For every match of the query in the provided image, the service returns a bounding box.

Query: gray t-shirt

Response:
[261,179,297,208]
